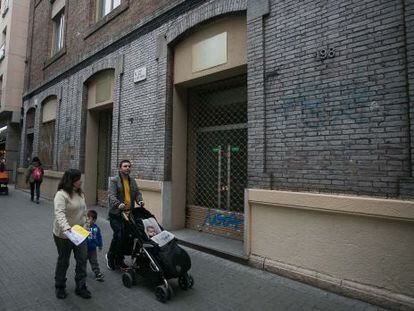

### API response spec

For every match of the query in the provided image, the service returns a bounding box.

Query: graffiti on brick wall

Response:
[186,205,243,240]
[203,208,243,232]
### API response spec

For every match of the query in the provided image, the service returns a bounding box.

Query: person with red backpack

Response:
[26,157,44,203]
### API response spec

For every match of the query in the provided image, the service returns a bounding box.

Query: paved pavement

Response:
[0,187,385,311]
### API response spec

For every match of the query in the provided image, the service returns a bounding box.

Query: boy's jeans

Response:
[87,249,100,274]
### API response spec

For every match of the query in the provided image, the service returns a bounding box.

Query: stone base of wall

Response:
[97,189,108,207]
[249,255,414,311]
[16,168,63,200]
[186,205,244,240]
[246,189,414,311]
[16,169,29,190]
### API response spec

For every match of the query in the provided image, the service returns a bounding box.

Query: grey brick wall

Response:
[21,29,173,181]
[256,0,412,197]
[20,0,414,199]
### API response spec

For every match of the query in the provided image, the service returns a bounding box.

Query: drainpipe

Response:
[116,55,124,171]
[402,0,413,176]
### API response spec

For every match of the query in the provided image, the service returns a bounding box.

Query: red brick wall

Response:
[26,0,172,91]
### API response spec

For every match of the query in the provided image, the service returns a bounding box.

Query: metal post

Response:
[217,145,221,209]
[227,144,231,210]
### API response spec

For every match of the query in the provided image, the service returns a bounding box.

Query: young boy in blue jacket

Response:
[86,210,104,281]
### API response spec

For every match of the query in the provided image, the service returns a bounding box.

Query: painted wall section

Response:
[87,70,114,110]
[42,97,57,123]
[174,15,246,84]
[138,179,162,224]
[16,168,64,200]
[246,189,414,309]
[16,170,162,223]
[192,32,227,72]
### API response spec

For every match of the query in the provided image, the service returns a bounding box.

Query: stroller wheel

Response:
[122,272,133,288]
[155,285,169,303]
[179,273,194,290]
[187,274,194,289]
[167,285,173,299]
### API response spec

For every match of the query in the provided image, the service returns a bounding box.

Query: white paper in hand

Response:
[64,225,89,246]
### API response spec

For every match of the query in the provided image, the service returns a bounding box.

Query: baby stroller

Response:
[121,207,194,302]
[0,163,9,195]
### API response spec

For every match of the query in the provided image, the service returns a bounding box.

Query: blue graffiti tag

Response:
[203,209,242,231]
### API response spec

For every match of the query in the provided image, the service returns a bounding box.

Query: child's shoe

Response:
[95,272,104,282]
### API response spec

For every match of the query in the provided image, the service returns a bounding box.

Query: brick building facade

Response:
[23,0,414,197]
[18,0,414,308]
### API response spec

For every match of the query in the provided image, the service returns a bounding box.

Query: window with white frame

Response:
[52,9,65,55]
[98,0,121,19]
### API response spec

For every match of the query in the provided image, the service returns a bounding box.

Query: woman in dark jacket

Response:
[26,157,44,203]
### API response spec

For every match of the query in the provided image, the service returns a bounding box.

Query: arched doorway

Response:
[39,96,57,170]
[83,69,114,206]
[171,15,247,240]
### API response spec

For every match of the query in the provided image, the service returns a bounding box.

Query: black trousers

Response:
[53,235,87,289]
[107,217,125,263]
[30,181,41,200]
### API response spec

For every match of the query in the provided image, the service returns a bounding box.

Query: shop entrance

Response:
[186,76,247,240]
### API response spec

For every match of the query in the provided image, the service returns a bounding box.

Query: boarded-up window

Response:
[87,69,114,110]
[96,74,112,103]
[26,108,36,129]
[39,97,57,169]
[96,73,113,103]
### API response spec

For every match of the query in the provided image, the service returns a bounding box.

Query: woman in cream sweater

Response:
[53,169,91,299]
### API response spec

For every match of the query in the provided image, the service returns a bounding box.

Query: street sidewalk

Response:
[0,187,385,311]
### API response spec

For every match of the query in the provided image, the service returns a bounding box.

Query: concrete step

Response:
[171,228,248,264]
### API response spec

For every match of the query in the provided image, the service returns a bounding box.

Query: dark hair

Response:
[87,210,97,220]
[119,159,131,168]
[57,169,83,197]
[32,157,42,165]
